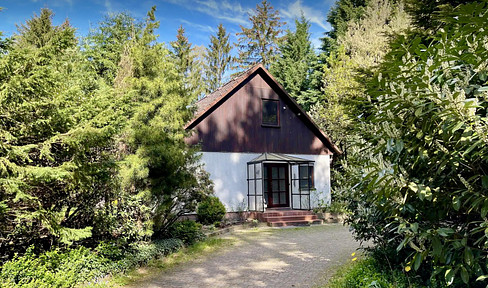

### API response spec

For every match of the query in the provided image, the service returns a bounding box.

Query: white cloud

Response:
[281,0,330,32]
[104,0,112,13]
[180,19,216,33]
[161,0,249,26]
[30,0,74,7]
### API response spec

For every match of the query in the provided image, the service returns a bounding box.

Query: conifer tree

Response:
[171,25,205,100]
[270,15,316,110]
[0,8,119,257]
[117,8,213,236]
[204,23,232,92]
[84,12,142,84]
[321,0,367,54]
[236,0,284,70]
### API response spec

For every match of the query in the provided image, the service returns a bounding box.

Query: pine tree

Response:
[236,0,284,70]
[204,23,232,92]
[270,15,316,110]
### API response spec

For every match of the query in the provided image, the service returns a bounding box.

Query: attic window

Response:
[262,99,279,127]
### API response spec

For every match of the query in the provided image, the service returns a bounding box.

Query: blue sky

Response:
[0,0,336,50]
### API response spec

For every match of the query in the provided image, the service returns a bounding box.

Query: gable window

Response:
[262,99,279,126]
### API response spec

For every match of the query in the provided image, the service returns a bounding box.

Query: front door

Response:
[264,163,289,208]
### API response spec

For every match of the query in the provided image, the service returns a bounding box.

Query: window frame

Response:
[299,165,314,190]
[261,98,280,127]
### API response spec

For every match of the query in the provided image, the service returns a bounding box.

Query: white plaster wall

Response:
[199,152,331,211]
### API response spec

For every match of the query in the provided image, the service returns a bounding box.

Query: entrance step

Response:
[256,209,323,227]
[268,219,323,227]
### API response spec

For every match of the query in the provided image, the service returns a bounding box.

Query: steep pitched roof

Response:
[186,64,342,155]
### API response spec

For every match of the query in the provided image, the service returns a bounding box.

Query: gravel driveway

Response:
[133,224,360,288]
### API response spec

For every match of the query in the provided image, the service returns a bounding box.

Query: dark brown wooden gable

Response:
[185,68,336,155]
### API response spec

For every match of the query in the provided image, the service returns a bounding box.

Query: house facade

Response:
[185,64,340,212]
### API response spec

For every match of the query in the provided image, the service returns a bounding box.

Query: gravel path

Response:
[133,224,360,288]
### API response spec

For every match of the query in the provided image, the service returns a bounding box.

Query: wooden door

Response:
[263,163,289,208]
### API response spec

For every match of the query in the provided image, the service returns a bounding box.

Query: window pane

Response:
[299,166,308,179]
[279,167,285,179]
[279,180,286,191]
[309,166,314,187]
[248,165,254,179]
[256,180,262,196]
[263,167,268,179]
[272,180,279,192]
[255,165,262,178]
[272,167,278,179]
[280,192,286,204]
[262,100,279,125]
[249,180,255,195]
[273,193,279,204]
[300,179,308,189]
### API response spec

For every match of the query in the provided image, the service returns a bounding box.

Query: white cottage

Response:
[185,64,341,223]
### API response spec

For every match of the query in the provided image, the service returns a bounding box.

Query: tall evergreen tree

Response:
[117,7,213,236]
[204,23,232,93]
[171,25,204,100]
[311,0,410,170]
[171,25,192,78]
[236,0,284,70]
[83,12,142,84]
[0,8,119,258]
[15,8,75,49]
[270,15,316,110]
[321,0,367,54]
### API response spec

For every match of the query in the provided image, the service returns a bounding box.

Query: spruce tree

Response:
[171,25,205,100]
[320,0,367,55]
[270,15,316,110]
[0,8,119,257]
[117,7,213,236]
[204,23,232,92]
[83,12,142,84]
[236,0,284,70]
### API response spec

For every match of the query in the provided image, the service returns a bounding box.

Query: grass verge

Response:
[325,255,444,288]
[110,237,235,287]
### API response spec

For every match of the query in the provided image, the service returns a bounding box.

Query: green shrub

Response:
[327,256,443,288]
[197,196,226,225]
[0,246,110,288]
[0,239,184,288]
[343,2,488,286]
[167,220,204,245]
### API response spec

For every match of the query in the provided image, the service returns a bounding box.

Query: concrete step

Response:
[267,219,323,227]
[261,210,314,217]
[264,215,318,222]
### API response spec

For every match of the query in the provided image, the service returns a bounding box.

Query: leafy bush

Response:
[167,220,205,245]
[346,2,488,286]
[0,246,110,288]
[0,239,183,288]
[197,196,226,225]
[328,256,444,288]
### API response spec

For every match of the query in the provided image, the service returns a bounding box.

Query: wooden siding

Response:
[186,71,332,155]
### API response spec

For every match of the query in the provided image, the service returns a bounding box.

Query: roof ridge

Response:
[196,64,260,103]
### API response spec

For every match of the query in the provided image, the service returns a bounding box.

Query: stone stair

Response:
[258,209,323,227]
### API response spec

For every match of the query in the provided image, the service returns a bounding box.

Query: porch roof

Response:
[247,153,314,164]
